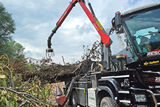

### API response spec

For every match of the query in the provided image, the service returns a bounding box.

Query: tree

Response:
[0,40,25,58]
[0,3,15,43]
[6,40,25,58]
[0,3,25,58]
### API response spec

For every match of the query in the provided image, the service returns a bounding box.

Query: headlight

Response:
[135,94,147,102]
[155,77,160,83]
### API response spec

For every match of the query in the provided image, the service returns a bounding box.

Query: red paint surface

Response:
[56,95,66,105]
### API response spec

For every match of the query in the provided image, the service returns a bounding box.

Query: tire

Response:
[71,91,78,107]
[100,97,118,107]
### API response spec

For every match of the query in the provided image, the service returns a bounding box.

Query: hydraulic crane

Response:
[46,0,112,60]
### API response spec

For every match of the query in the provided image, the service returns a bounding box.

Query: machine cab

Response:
[113,3,160,70]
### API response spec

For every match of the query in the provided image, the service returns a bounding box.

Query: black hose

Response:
[47,25,59,48]
[88,2,95,17]
[62,75,81,106]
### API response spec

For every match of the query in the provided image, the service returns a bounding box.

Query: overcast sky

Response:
[0,0,160,64]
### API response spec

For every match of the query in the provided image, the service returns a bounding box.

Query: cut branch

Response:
[0,86,45,106]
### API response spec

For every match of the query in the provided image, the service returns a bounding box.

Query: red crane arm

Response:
[78,0,112,46]
[57,0,77,26]
[47,0,77,49]
[47,0,112,52]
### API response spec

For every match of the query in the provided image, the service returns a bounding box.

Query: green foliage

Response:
[0,55,52,107]
[0,3,15,42]
[5,40,25,58]
[26,63,37,71]
[0,40,25,59]
[0,3,25,59]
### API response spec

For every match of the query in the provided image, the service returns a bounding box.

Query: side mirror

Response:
[115,11,123,34]
[115,11,122,27]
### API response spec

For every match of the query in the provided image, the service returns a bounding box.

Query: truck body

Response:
[69,3,160,107]
[46,1,160,106]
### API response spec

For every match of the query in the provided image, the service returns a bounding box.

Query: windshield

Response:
[124,8,160,53]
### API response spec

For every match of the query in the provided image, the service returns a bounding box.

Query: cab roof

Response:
[122,3,160,17]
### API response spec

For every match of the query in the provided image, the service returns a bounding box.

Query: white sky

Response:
[0,0,160,64]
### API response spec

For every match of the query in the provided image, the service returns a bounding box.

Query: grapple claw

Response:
[46,48,54,62]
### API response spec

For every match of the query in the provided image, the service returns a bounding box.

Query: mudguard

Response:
[98,86,115,99]
[98,78,120,98]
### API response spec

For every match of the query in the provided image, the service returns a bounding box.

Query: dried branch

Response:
[62,56,65,65]
[0,86,45,106]
[4,65,14,87]
[19,101,27,107]
[72,63,82,74]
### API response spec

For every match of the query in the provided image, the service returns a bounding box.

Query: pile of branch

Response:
[10,41,101,83]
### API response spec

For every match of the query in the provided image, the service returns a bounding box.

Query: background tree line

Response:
[0,2,24,58]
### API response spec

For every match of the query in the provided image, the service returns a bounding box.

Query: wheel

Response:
[100,97,118,107]
[71,91,78,107]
